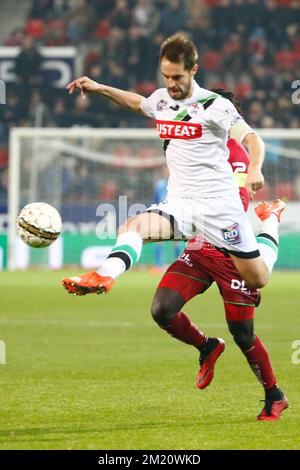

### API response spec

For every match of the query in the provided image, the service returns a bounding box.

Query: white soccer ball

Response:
[17,202,62,248]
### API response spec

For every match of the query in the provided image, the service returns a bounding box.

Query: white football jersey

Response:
[140,81,253,198]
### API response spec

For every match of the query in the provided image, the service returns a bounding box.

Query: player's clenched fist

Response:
[66,76,100,99]
[246,167,265,199]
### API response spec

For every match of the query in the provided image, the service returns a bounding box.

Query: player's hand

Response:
[247,187,256,201]
[66,76,100,99]
[246,167,264,200]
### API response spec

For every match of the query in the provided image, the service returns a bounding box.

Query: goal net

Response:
[7,128,300,270]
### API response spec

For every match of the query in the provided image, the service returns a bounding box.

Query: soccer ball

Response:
[17,202,62,248]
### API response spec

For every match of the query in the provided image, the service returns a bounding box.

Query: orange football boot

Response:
[255,199,286,222]
[62,271,114,296]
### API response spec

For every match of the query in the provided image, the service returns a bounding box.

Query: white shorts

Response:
[147,192,260,259]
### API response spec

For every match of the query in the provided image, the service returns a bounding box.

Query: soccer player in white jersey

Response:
[62,34,285,296]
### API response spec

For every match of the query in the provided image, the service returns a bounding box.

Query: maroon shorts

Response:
[158,250,261,322]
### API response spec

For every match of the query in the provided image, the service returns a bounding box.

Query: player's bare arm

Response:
[66,76,144,113]
[242,132,265,195]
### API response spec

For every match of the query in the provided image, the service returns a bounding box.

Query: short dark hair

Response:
[212,88,242,115]
[160,34,198,71]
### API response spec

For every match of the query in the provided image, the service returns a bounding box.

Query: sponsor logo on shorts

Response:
[221,223,241,245]
[231,279,252,295]
[178,252,193,267]
[156,120,202,140]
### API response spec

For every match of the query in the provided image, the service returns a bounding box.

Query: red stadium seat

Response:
[45,19,67,46]
[210,81,228,90]
[0,147,8,169]
[274,182,296,201]
[276,51,297,70]
[99,181,117,201]
[275,0,292,5]
[92,21,110,39]
[235,83,252,99]
[204,0,222,5]
[293,39,300,59]
[26,19,45,39]
[136,81,156,96]
[85,51,101,68]
[203,50,222,71]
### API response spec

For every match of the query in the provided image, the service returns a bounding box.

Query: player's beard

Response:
[168,78,193,100]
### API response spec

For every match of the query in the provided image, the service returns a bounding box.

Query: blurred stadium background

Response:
[0,0,300,451]
[0,0,300,270]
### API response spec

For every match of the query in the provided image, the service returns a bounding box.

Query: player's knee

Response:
[151,297,176,327]
[244,272,269,289]
[228,323,255,350]
[234,332,254,351]
[118,221,137,236]
[118,218,148,239]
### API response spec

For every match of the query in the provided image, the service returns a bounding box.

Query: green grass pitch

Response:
[0,270,299,450]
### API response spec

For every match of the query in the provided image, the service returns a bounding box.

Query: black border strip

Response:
[227,249,261,259]
[108,251,131,271]
[257,232,278,246]
[145,208,184,240]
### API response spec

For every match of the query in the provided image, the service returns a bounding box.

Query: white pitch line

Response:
[0,318,298,331]
[0,318,134,328]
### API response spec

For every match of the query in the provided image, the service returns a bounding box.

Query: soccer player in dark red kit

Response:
[151,95,288,421]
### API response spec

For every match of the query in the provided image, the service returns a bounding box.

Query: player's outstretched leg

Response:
[62,212,172,295]
[62,231,142,295]
[227,313,288,421]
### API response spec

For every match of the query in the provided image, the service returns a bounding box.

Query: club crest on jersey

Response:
[190,102,202,114]
[221,223,241,245]
[156,99,168,111]
[156,120,202,139]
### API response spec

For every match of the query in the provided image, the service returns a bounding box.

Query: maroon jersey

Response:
[187,138,250,259]
[227,137,250,212]
[158,139,259,321]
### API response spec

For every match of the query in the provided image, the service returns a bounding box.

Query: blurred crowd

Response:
[0,0,300,204]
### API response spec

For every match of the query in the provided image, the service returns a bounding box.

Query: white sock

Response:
[98,232,143,279]
[98,257,127,279]
[260,214,279,243]
[257,215,279,274]
[257,242,278,273]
